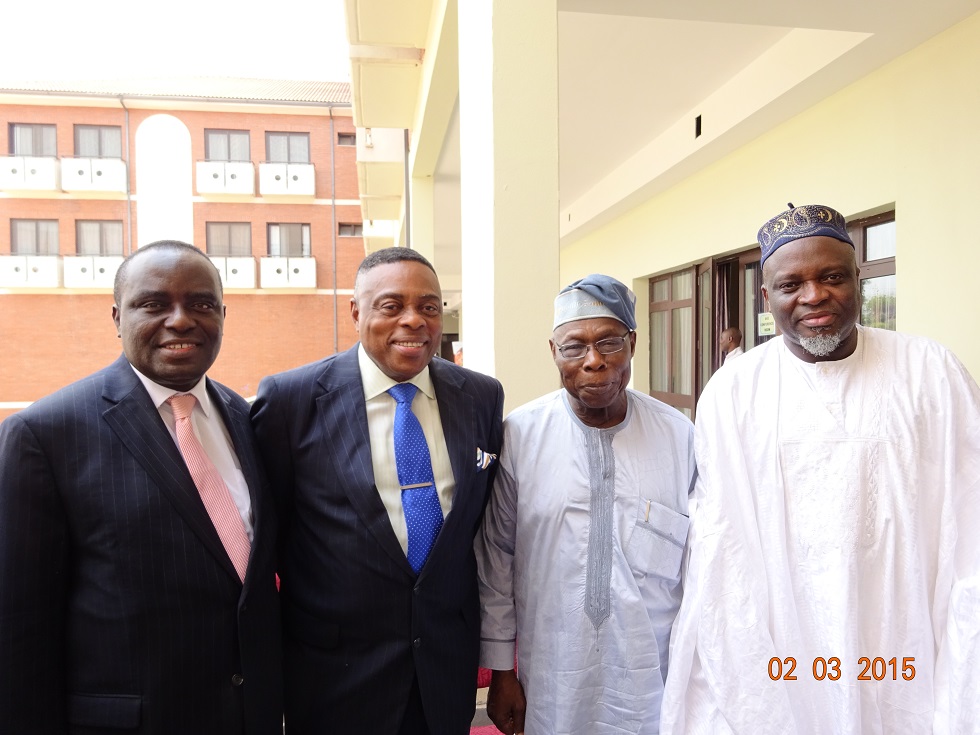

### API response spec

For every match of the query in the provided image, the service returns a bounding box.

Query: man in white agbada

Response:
[661,204,980,734]
[477,274,696,735]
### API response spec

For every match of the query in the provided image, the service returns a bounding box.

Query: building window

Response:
[205,130,250,162]
[649,268,697,420]
[266,132,310,163]
[338,223,363,237]
[848,212,896,331]
[74,125,122,158]
[206,222,252,256]
[9,123,57,156]
[11,219,59,255]
[268,223,310,257]
[76,220,124,255]
[337,132,356,146]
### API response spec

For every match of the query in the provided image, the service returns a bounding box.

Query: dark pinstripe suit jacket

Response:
[0,355,283,735]
[251,345,504,735]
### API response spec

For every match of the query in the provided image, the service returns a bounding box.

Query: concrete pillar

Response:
[457,0,560,412]
[411,175,435,263]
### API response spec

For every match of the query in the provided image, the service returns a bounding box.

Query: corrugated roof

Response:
[0,77,351,105]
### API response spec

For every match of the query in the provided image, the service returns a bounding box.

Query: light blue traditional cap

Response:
[758,203,854,268]
[553,274,637,331]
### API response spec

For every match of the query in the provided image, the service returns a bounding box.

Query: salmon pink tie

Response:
[168,393,251,582]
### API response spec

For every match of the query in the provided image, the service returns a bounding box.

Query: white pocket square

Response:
[476,448,497,471]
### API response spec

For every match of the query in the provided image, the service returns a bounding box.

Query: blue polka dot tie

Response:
[388,383,443,573]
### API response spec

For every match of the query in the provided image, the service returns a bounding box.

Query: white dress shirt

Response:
[358,344,456,554]
[130,366,254,540]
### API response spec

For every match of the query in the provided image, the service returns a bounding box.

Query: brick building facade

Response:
[0,78,364,422]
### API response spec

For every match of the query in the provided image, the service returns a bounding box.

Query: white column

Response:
[458,0,560,412]
[410,175,435,263]
[134,115,194,247]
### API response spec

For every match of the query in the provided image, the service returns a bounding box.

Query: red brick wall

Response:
[1,100,365,424]
[192,201,362,289]
[2,103,359,202]
[1,198,131,255]
[0,291,361,423]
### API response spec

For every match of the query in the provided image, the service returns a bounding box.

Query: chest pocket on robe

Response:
[624,500,689,580]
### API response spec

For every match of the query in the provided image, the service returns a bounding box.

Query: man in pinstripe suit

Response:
[251,247,504,734]
[0,241,282,734]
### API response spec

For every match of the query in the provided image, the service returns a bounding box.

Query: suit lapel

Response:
[101,356,239,582]
[427,360,477,560]
[317,347,414,576]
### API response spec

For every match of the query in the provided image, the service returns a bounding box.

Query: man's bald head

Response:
[719,327,742,354]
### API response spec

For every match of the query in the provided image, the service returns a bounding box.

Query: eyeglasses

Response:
[555,333,631,360]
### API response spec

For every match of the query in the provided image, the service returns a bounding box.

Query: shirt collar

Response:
[129,364,212,417]
[357,343,434,401]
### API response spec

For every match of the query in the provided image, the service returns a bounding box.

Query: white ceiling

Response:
[558,15,789,204]
[354,0,980,272]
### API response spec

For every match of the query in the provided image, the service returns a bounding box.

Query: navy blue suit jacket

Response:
[251,345,504,734]
[0,355,283,734]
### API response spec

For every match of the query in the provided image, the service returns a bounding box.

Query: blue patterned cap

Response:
[554,274,637,331]
[758,203,854,268]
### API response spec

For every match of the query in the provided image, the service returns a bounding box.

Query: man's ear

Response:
[350,296,360,331]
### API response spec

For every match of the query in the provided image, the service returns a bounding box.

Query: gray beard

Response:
[799,331,843,357]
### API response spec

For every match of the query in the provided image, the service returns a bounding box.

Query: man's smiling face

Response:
[351,260,443,382]
[112,248,225,391]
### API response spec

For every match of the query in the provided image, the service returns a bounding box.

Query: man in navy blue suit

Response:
[252,247,504,734]
[0,241,282,734]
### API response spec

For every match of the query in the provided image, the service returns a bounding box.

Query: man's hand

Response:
[486,668,526,735]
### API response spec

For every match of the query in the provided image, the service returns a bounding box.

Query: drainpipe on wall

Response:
[403,128,411,249]
[119,96,133,255]
[329,107,339,354]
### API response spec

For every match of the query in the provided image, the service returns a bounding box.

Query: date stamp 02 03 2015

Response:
[768,656,917,682]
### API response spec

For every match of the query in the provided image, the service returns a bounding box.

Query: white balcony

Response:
[196,161,255,195]
[258,162,315,196]
[225,256,256,288]
[60,158,127,193]
[210,256,257,289]
[0,156,61,192]
[259,256,316,288]
[63,256,123,288]
[0,255,63,287]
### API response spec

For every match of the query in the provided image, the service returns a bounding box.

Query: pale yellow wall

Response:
[561,10,980,383]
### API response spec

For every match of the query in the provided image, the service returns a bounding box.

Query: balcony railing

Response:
[258,162,315,196]
[196,161,256,195]
[60,158,128,193]
[0,156,61,192]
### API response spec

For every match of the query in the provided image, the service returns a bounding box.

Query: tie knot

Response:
[387,383,418,406]
[168,393,198,421]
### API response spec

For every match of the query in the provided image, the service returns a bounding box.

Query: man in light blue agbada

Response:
[476,274,696,735]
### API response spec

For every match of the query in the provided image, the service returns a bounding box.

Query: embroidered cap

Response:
[758,203,854,268]
[553,274,637,331]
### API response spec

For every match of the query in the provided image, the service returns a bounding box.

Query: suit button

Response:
[413,638,422,648]
[413,585,420,595]
[231,674,244,686]
[240,603,247,612]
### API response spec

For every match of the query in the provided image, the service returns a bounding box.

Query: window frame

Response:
[337,132,356,146]
[205,222,253,257]
[848,210,896,330]
[265,131,311,163]
[338,222,363,237]
[267,223,311,257]
[75,220,124,256]
[73,125,123,159]
[9,123,57,157]
[11,219,60,255]
[204,129,251,162]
